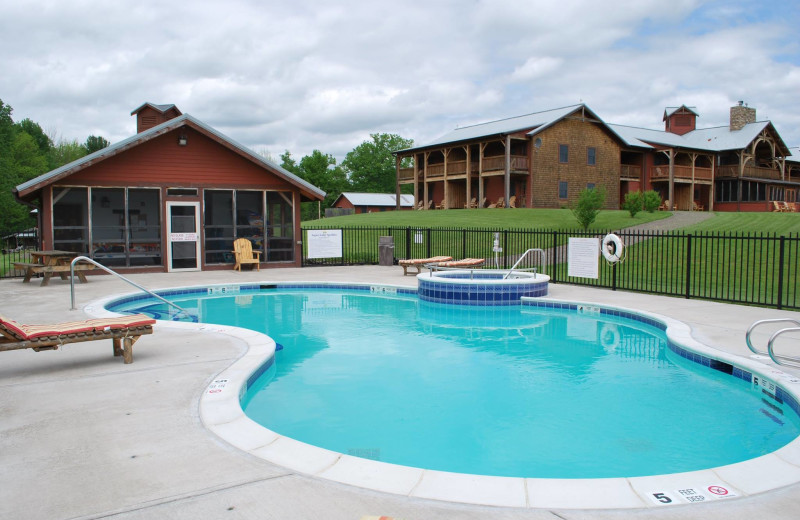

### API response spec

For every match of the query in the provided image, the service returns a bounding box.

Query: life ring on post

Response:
[601,233,624,263]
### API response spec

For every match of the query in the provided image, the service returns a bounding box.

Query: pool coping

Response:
[84,281,800,510]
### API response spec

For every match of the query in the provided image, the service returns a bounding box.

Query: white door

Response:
[166,202,200,272]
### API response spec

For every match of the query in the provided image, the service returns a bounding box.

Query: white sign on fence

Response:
[307,229,343,259]
[567,237,600,279]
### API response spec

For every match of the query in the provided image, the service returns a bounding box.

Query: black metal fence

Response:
[1,227,40,280]
[302,226,800,310]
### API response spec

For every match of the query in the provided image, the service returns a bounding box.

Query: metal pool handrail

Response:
[504,248,546,280]
[767,326,800,368]
[746,317,800,365]
[69,256,191,319]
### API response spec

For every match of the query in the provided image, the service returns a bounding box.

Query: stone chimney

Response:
[730,101,756,131]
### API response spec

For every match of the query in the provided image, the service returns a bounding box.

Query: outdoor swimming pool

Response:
[107,283,800,480]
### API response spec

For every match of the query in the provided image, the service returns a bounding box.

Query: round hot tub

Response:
[417,269,549,305]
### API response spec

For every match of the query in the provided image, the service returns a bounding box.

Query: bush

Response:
[623,191,644,217]
[643,190,662,213]
[572,187,606,229]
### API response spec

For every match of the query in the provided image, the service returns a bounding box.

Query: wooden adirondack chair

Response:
[232,238,261,271]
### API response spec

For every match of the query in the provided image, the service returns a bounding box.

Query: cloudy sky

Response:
[2,0,799,162]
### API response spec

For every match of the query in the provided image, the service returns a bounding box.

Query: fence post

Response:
[684,233,692,299]
[502,230,508,269]
[426,228,431,258]
[777,235,785,310]
[612,262,617,291]
[462,229,467,259]
[551,231,558,283]
[405,227,411,261]
[300,229,305,267]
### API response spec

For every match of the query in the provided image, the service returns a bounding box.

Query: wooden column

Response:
[504,135,511,208]
[690,152,697,211]
[465,145,472,209]
[710,154,715,211]
[395,155,401,210]
[443,148,450,209]
[667,149,675,210]
[424,152,430,210]
[413,154,419,209]
[479,143,486,207]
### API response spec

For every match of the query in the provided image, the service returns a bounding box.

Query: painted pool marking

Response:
[207,378,229,394]
[370,285,397,295]
[648,484,737,505]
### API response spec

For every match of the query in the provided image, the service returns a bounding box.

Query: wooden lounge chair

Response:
[464,197,477,209]
[0,314,155,364]
[508,196,517,208]
[398,256,452,276]
[436,258,485,268]
[488,197,505,209]
[232,238,261,271]
[693,201,704,211]
[658,199,670,211]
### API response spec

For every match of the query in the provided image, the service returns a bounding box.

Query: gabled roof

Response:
[130,102,182,116]
[609,120,790,155]
[663,105,699,120]
[398,104,628,154]
[335,192,415,207]
[15,113,326,201]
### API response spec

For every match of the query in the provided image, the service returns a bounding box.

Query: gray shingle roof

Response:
[337,192,415,207]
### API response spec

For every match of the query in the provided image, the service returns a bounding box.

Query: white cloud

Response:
[1,0,799,163]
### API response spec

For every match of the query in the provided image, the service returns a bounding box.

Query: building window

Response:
[587,147,596,166]
[558,181,568,199]
[559,144,569,163]
[587,183,595,190]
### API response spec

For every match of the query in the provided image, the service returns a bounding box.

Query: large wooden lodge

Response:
[394,102,799,212]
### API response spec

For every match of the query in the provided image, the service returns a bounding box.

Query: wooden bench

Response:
[13,262,96,287]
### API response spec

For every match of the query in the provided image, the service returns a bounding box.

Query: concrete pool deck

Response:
[2,266,800,519]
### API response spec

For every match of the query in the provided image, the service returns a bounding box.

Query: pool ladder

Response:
[746,318,800,368]
[69,256,191,320]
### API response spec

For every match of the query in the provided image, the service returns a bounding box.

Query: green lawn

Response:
[681,211,800,234]
[306,208,671,230]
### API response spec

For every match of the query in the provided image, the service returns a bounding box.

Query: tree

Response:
[643,190,662,213]
[15,118,51,154]
[572,186,606,229]
[281,150,349,220]
[47,138,87,169]
[341,133,413,193]
[83,135,110,154]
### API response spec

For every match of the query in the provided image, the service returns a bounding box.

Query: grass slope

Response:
[305,208,670,231]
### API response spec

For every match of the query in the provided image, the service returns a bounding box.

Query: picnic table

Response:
[13,250,95,287]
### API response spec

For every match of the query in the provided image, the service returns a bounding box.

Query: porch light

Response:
[178,134,188,146]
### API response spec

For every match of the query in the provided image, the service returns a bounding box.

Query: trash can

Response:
[378,236,394,266]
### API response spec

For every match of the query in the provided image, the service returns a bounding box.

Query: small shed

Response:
[331,192,415,214]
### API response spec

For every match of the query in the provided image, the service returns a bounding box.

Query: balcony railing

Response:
[620,164,641,180]
[482,155,529,172]
[398,167,415,182]
[650,165,713,181]
[717,164,783,180]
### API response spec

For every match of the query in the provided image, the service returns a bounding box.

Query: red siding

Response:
[68,128,295,190]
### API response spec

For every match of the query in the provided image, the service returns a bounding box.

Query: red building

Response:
[13,103,325,271]
[331,192,415,214]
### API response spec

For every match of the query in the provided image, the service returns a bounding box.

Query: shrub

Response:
[623,191,644,217]
[643,190,662,213]
[572,187,606,229]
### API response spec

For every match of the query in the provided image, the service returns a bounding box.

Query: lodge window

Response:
[558,181,568,199]
[587,183,595,190]
[53,187,162,267]
[204,189,294,264]
[559,144,569,163]
[741,181,766,202]
[587,147,596,166]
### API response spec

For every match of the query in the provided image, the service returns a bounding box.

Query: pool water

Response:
[111,287,800,479]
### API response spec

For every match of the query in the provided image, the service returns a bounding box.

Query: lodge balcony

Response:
[716,164,785,181]
[398,155,530,184]
[650,165,713,184]
[620,164,642,181]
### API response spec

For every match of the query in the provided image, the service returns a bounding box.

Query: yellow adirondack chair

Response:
[232,238,261,271]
